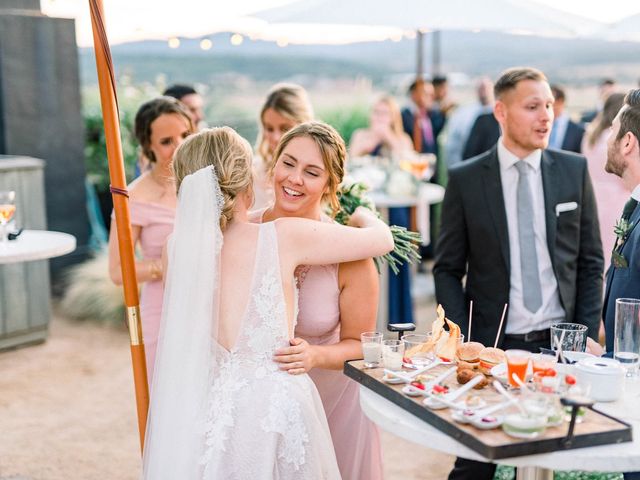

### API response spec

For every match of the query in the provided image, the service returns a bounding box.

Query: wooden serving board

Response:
[344,360,632,459]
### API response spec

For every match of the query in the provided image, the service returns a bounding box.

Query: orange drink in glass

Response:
[505,349,531,388]
[531,353,557,374]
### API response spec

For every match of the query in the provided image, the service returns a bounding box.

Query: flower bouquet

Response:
[332,182,422,274]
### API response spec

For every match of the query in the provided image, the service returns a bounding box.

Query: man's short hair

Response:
[550,84,566,103]
[616,89,640,145]
[494,67,547,100]
[408,78,432,94]
[432,75,447,87]
[163,84,197,101]
[601,78,616,87]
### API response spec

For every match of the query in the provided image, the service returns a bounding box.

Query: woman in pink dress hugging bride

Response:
[143,126,393,478]
[250,121,384,480]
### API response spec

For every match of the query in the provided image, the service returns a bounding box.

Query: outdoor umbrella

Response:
[252,0,602,77]
[598,13,640,42]
[88,0,149,452]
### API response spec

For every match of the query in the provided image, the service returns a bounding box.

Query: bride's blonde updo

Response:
[173,127,253,230]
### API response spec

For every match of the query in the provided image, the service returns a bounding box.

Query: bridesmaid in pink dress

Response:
[581,93,627,272]
[251,121,384,480]
[108,97,193,385]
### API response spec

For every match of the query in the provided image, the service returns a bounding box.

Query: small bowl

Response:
[471,415,504,430]
[502,413,547,439]
[402,385,426,397]
[382,373,405,384]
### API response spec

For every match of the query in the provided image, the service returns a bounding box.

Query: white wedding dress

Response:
[143,166,341,480]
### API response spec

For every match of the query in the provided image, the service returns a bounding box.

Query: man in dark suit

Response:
[549,85,585,153]
[462,111,500,160]
[401,79,446,157]
[601,87,640,480]
[434,67,604,480]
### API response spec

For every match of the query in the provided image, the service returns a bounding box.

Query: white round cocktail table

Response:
[360,379,640,478]
[0,230,76,264]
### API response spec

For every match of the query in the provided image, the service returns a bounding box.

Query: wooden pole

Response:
[87,0,149,453]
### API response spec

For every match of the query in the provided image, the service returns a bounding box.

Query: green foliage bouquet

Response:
[332,182,422,274]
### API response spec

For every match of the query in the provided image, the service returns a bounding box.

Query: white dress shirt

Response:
[498,139,566,334]
[631,184,640,202]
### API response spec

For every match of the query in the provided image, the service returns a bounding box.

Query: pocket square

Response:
[555,201,578,216]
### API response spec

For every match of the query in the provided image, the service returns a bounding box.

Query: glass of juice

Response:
[531,353,557,374]
[505,349,531,388]
[361,332,383,368]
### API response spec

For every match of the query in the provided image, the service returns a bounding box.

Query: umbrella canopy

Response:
[252,0,603,76]
[598,13,640,42]
[253,0,602,38]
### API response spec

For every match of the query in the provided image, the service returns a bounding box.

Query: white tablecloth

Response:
[0,230,76,264]
[360,378,640,472]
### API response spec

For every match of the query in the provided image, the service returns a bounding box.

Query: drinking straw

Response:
[494,304,509,349]
[468,300,473,342]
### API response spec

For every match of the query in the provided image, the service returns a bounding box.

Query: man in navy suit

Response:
[602,88,640,480]
[549,85,585,153]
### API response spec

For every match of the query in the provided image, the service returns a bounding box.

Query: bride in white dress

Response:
[142,125,393,479]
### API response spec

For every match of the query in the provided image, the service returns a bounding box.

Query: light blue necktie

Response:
[515,161,543,314]
[549,120,559,149]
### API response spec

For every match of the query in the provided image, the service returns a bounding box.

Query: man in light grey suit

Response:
[434,67,604,480]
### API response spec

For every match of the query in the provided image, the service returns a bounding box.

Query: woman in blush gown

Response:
[581,92,627,271]
[108,97,194,385]
[251,121,384,480]
[252,83,314,209]
[142,127,394,479]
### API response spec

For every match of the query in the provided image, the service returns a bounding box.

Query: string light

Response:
[276,38,288,47]
[230,33,244,46]
[200,38,213,50]
[168,37,180,49]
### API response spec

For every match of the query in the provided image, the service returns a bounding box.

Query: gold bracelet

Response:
[149,259,162,281]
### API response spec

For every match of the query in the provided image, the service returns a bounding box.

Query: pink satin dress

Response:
[296,264,384,480]
[249,209,383,480]
[127,200,175,385]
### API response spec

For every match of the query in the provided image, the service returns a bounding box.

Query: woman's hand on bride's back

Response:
[273,338,317,375]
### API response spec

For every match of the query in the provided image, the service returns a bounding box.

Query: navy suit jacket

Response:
[561,120,586,154]
[462,113,501,160]
[603,202,640,352]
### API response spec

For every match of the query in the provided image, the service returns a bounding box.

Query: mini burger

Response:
[455,342,484,370]
[478,347,506,375]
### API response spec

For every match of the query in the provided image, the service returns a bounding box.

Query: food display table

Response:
[346,360,640,477]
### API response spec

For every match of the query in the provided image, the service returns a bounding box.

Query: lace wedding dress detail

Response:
[199,223,341,480]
